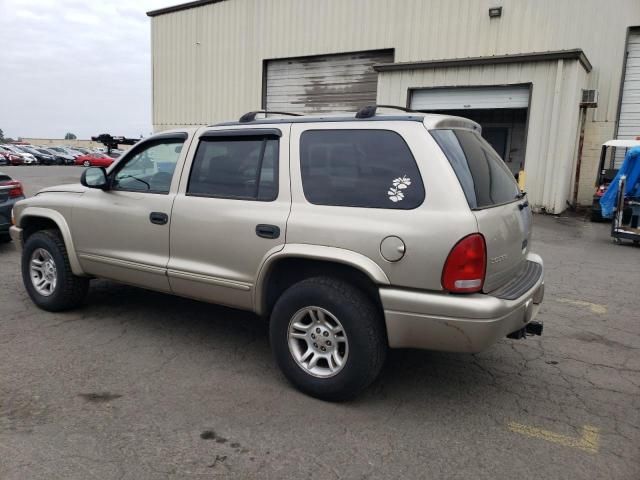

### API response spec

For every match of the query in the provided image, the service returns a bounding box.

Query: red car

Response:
[0,146,24,166]
[76,152,115,168]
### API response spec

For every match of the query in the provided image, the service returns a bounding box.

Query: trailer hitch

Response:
[507,321,544,340]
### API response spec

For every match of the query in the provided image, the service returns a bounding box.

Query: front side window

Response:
[112,138,185,194]
[187,136,279,201]
[299,130,425,209]
[431,129,520,209]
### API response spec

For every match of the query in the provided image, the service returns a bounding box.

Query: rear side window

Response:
[300,130,425,209]
[431,129,520,209]
[187,136,278,201]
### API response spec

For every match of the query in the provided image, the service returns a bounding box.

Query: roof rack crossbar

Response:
[355,104,422,119]
[239,110,303,123]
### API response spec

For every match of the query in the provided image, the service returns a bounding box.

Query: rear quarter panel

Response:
[287,121,478,292]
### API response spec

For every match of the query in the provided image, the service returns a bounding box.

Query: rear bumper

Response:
[381,253,544,353]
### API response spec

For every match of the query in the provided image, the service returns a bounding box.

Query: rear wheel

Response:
[270,276,387,401]
[22,229,89,311]
[0,234,11,243]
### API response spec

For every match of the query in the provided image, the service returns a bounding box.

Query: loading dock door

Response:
[410,85,530,110]
[410,86,531,176]
[265,50,393,114]
[616,30,640,167]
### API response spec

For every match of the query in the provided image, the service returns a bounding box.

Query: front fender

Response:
[253,244,390,315]
[19,207,85,276]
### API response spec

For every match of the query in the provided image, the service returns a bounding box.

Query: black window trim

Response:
[108,133,188,195]
[299,128,426,210]
[200,128,282,138]
[186,134,280,202]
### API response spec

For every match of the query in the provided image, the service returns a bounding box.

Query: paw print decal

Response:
[387,175,411,202]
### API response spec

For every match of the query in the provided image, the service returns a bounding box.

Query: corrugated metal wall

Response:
[149,0,640,211]
[151,0,640,128]
[378,59,587,213]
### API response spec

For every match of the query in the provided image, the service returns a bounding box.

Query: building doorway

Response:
[410,86,530,177]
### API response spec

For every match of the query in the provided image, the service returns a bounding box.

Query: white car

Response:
[1,145,38,165]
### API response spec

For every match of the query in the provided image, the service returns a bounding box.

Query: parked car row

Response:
[0,143,121,167]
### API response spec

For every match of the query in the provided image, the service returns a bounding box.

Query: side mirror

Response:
[81,167,108,189]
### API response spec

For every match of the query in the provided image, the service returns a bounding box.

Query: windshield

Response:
[431,129,521,209]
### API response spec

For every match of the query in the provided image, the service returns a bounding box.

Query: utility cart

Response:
[591,139,640,221]
[611,175,640,245]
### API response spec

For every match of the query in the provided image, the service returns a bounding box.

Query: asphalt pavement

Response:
[0,166,638,479]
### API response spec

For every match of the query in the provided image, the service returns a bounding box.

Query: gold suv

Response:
[10,107,544,400]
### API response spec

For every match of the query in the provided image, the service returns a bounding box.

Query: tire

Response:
[270,276,387,401]
[21,229,89,312]
[0,234,11,243]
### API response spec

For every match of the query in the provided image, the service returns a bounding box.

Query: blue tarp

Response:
[599,146,640,218]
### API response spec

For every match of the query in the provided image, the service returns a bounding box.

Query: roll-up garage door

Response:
[616,29,640,167]
[410,85,530,110]
[265,50,393,114]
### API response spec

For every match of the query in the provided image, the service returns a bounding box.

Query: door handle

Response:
[256,224,280,239]
[518,201,529,210]
[149,212,169,225]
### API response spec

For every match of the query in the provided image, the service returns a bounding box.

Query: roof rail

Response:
[239,110,303,123]
[355,104,422,119]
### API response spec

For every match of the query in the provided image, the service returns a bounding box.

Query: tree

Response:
[64,132,77,140]
[0,128,4,141]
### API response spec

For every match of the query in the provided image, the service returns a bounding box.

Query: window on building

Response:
[300,130,424,209]
[187,136,279,201]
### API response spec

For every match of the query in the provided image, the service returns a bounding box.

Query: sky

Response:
[0,0,178,140]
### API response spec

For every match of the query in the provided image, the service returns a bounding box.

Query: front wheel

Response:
[22,229,89,311]
[270,277,387,401]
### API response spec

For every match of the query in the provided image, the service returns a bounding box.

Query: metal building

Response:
[147,0,640,213]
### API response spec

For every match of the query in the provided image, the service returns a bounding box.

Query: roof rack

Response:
[239,110,303,123]
[355,104,422,119]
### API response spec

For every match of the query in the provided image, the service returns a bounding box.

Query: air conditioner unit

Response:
[580,89,598,107]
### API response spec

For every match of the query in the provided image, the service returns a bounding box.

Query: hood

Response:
[36,183,87,195]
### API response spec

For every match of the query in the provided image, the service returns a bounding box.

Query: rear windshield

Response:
[431,129,520,209]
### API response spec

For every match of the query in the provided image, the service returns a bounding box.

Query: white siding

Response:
[378,59,587,213]
[149,0,640,211]
[150,0,640,128]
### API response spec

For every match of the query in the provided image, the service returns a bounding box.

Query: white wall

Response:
[149,0,640,210]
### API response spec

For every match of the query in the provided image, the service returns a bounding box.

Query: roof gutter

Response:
[373,49,592,73]
[147,0,228,17]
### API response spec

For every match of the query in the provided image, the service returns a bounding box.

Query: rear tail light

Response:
[442,233,486,293]
[1,180,24,198]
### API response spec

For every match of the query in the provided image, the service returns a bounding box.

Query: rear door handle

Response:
[518,201,529,210]
[149,212,169,225]
[256,224,280,239]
